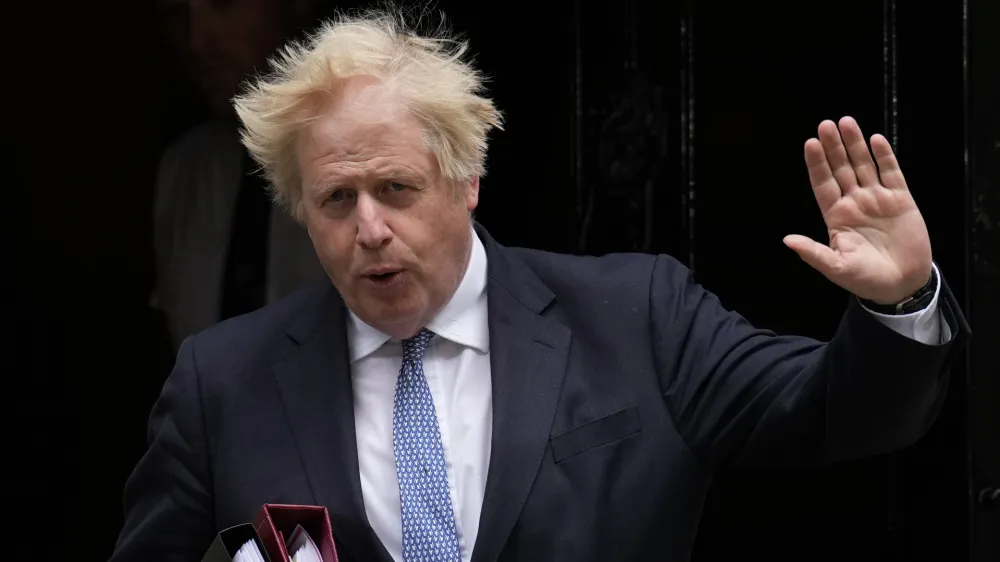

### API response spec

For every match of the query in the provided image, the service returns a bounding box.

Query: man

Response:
[151,0,331,349]
[111,9,970,562]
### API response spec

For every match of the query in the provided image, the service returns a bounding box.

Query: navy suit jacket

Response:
[110,225,970,562]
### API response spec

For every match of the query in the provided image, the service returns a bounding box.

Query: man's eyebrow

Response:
[309,168,425,194]
[311,181,341,200]
[384,169,425,182]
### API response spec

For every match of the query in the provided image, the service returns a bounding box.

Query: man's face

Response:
[297,77,480,340]
[159,0,295,115]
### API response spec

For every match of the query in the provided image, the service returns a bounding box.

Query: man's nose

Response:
[355,196,393,249]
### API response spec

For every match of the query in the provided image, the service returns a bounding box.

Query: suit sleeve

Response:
[109,337,216,562]
[650,254,970,472]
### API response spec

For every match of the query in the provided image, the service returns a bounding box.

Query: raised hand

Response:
[784,117,933,305]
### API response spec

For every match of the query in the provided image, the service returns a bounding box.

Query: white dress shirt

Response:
[349,228,491,562]
[346,228,948,562]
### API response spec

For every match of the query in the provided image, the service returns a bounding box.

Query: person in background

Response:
[151,0,336,349]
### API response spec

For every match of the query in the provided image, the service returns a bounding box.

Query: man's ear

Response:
[464,176,480,212]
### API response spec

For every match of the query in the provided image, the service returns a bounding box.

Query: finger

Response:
[838,116,878,187]
[783,234,844,280]
[818,119,860,194]
[804,138,841,212]
[870,134,908,190]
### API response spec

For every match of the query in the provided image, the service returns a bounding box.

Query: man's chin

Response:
[353,299,426,338]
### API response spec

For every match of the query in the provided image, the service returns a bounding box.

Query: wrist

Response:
[859,266,938,315]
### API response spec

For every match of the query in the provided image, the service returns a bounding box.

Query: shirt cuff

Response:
[860,263,952,345]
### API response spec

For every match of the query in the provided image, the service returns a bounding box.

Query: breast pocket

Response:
[550,406,643,463]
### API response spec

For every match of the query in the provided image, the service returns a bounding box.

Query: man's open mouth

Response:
[364,270,403,285]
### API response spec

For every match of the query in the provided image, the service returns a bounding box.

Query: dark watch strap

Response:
[859,266,939,315]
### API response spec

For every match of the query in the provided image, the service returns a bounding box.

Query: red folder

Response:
[253,504,340,562]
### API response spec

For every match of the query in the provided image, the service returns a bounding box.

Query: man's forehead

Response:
[301,105,424,167]
[307,106,419,152]
[331,76,399,112]
[309,78,409,133]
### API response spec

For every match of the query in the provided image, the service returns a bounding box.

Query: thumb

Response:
[783,234,842,279]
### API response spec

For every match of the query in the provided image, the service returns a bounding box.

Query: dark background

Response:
[17,0,997,560]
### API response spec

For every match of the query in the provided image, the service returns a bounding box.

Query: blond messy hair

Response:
[233,7,504,222]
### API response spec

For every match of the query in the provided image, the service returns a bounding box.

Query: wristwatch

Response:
[859,266,939,315]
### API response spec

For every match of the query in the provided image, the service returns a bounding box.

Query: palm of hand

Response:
[784,117,932,305]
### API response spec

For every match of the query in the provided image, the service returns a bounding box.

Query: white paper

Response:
[233,538,266,562]
[285,523,324,562]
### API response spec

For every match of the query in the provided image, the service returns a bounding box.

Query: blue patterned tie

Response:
[393,328,462,562]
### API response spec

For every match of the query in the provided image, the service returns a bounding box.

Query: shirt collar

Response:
[346,226,490,362]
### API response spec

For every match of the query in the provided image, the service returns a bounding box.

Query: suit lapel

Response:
[271,287,393,562]
[270,226,569,562]
[471,227,571,562]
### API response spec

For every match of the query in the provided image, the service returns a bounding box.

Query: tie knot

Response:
[401,328,434,361]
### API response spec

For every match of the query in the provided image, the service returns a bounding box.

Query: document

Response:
[231,524,320,562]
[233,540,267,562]
[286,524,324,562]
[201,503,339,562]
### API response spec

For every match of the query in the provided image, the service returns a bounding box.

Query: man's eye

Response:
[328,189,352,203]
[387,182,408,192]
